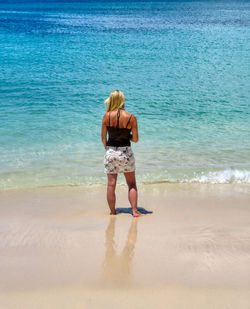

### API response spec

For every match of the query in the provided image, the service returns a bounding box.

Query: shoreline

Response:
[1,181,250,193]
[1,167,250,192]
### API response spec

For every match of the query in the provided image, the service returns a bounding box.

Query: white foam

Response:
[189,169,250,184]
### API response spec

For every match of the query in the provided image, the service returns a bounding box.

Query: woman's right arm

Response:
[101,113,108,148]
[130,115,139,143]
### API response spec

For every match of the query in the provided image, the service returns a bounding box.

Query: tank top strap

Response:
[116,109,121,128]
[126,114,133,128]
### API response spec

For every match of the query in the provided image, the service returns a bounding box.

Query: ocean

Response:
[0,0,250,190]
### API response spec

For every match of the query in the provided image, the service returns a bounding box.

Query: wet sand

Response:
[0,183,250,308]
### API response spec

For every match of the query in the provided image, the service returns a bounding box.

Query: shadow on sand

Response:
[115,207,153,215]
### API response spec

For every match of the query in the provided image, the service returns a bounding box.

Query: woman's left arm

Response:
[101,114,107,148]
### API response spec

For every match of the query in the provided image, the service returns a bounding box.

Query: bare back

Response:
[107,109,133,129]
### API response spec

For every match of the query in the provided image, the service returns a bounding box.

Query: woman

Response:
[101,90,142,217]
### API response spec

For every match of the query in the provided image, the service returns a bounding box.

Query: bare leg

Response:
[107,174,117,215]
[124,172,142,217]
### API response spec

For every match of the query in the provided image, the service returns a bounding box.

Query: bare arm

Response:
[101,114,108,148]
[130,115,139,143]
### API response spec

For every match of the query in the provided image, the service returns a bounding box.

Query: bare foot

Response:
[132,210,143,217]
[110,211,116,215]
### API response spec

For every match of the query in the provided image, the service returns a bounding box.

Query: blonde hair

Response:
[104,90,125,112]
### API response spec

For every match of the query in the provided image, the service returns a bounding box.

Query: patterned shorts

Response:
[104,146,136,174]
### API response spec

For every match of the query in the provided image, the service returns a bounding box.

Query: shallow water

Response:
[0,1,250,189]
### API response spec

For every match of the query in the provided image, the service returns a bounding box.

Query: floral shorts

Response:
[104,146,136,174]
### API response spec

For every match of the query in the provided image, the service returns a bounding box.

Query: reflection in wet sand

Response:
[101,217,138,287]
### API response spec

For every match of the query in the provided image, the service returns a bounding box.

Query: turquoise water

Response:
[0,1,250,190]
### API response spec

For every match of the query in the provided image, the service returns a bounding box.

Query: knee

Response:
[128,183,137,191]
[108,181,116,190]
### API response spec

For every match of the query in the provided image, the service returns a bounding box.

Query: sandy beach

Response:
[0,183,249,308]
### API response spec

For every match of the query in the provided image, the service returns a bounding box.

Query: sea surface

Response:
[0,0,250,190]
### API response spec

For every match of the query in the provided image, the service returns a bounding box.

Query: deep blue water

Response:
[0,1,250,189]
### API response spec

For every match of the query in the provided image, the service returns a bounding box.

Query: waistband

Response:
[106,146,131,150]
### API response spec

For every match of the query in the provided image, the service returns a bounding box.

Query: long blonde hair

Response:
[104,90,125,112]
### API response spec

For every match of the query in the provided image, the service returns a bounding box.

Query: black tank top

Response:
[107,109,133,147]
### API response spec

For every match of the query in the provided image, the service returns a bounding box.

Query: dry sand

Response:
[0,183,250,308]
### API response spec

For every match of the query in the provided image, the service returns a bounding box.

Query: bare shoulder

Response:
[129,114,137,129]
[102,112,109,125]
[130,113,137,122]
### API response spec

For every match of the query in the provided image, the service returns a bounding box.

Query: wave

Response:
[139,168,250,185]
[1,168,250,191]
[187,169,250,184]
